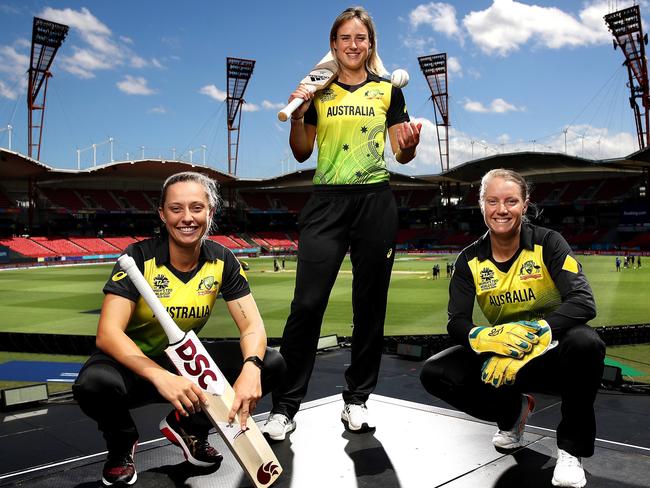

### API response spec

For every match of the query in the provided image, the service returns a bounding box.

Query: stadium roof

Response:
[419,151,648,184]
[234,168,439,190]
[0,150,235,187]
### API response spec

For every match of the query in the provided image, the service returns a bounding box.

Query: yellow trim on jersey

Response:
[467,244,562,326]
[562,255,579,273]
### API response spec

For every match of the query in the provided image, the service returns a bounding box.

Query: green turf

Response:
[0,254,648,338]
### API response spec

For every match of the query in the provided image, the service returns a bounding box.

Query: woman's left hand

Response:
[397,121,422,151]
[228,362,262,430]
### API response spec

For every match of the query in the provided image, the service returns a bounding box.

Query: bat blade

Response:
[277,52,338,121]
[118,255,282,487]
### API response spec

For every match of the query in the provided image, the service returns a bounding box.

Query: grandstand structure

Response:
[0,143,648,266]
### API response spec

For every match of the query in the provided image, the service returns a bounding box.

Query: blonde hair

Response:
[329,6,387,77]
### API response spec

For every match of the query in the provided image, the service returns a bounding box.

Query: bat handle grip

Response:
[277,97,306,122]
[117,254,185,344]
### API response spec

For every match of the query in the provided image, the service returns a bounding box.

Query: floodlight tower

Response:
[604,5,650,149]
[419,53,449,172]
[27,17,69,160]
[226,57,255,175]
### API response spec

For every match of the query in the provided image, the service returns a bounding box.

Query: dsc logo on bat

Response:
[174,337,218,389]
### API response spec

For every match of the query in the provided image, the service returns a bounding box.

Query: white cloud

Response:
[148,105,166,114]
[116,75,156,95]
[400,34,437,55]
[0,44,29,99]
[447,56,462,77]
[38,7,161,79]
[262,100,285,110]
[242,102,260,112]
[463,97,523,113]
[199,84,226,101]
[409,3,462,41]
[463,0,615,56]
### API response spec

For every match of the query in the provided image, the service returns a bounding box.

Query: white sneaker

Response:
[552,448,586,487]
[492,394,535,450]
[260,413,296,441]
[341,403,375,433]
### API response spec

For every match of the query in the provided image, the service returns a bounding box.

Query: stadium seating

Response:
[0,237,55,257]
[31,237,86,256]
[41,188,86,211]
[275,193,309,212]
[79,190,121,210]
[103,236,138,251]
[396,228,429,244]
[209,235,244,249]
[69,237,120,253]
[240,192,271,210]
[116,191,156,211]
[409,190,435,207]
[256,231,296,250]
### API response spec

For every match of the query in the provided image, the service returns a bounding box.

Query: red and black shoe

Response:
[160,410,223,467]
[101,443,137,486]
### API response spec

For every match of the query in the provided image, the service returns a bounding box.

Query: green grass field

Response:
[0,254,649,388]
[0,254,647,337]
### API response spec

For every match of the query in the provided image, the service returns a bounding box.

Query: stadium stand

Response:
[257,231,297,249]
[275,192,309,212]
[69,237,120,253]
[78,189,121,211]
[208,235,245,249]
[40,188,86,211]
[121,190,156,211]
[103,236,138,251]
[240,192,271,210]
[0,237,55,257]
[409,190,435,207]
[31,236,86,256]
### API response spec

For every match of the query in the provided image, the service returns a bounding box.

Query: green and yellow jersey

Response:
[448,224,596,348]
[104,237,249,357]
[304,73,409,185]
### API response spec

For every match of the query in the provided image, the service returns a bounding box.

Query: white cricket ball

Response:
[391,69,409,88]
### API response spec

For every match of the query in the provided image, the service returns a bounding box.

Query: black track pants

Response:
[272,183,398,418]
[73,341,285,452]
[420,325,605,457]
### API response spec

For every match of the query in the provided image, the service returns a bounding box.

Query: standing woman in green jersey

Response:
[261,6,421,440]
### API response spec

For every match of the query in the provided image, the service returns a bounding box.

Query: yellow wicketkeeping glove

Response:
[468,321,544,358]
[481,320,554,388]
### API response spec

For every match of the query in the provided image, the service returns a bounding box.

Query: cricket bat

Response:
[117,255,281,488]
[277,52,338,121]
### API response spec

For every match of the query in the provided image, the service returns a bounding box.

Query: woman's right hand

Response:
[151,369,209,417]
[289,85,314,119]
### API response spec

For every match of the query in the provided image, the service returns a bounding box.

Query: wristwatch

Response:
[243,355,264,370]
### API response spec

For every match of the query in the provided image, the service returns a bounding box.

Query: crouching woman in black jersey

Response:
[420,169,604,488]
[73,172,285,486]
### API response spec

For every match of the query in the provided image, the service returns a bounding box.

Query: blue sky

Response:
[0,0,645,177]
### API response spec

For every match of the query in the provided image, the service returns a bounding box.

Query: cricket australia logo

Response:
[153,274,172,298]
[364,88,384,99]
[519,259,542,281]
[197,275,217,296]
[479,267,498,291]
[257,461,281,485]
[320,88,336,102]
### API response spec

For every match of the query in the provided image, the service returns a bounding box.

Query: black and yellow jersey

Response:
[304,73,409,185]
[104,237,249,357]
[448,224,596,348]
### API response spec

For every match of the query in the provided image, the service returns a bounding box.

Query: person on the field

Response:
[261,6,421,440]
[615,256,621,272]
[420,169,604,488]
[73,172,285,487]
